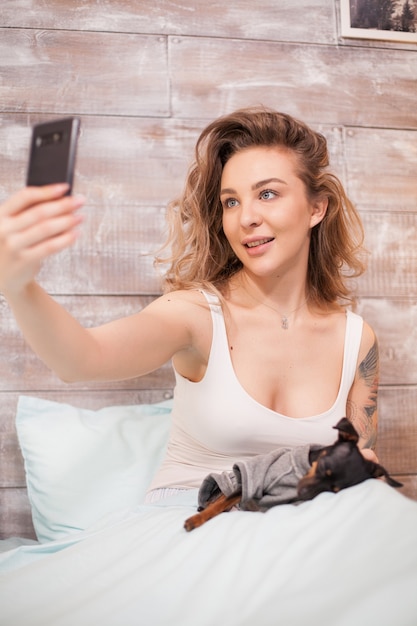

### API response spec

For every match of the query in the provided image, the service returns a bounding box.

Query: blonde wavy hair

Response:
[156,107,366,306]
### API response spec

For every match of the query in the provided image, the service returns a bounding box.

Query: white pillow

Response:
[16,395,172,543]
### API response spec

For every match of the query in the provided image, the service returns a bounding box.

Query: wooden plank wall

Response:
[0,0,416,539]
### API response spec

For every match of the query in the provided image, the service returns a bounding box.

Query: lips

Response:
[244,237,274,248]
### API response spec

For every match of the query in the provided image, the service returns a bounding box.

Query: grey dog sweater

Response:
[198,444,321,511]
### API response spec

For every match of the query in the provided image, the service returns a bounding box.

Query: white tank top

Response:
[149,291,363,490]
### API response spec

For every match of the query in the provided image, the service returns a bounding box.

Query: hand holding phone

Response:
[26,117,80,194]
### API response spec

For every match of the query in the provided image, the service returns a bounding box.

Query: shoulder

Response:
[143,289,213,331]
[357,319,379,371]
[151,289,213,310]
[360,319,378,353]
[345,311,377,357]
[148,290,215,368]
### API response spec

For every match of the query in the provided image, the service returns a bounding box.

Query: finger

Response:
[13,226,83,274]
[360,448,379,463]
[30,227,82,259]
[13,211,84,250]
[1,184,71,217]
[16,194,85,231]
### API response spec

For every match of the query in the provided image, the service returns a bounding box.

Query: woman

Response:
[0,107,379,501]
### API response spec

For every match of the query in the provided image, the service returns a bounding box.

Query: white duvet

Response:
[1,480,416,626]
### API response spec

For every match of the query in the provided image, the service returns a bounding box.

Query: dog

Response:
[184,418,402,532]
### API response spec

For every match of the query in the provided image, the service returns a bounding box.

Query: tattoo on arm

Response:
[359,340,379,389]
[359,340,379,420]
[348,339,379,449]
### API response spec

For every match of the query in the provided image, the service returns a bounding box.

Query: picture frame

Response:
[340,0,417,43]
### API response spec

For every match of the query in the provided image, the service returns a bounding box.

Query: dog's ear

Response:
[365,461,404,488]
[333,418,359,444]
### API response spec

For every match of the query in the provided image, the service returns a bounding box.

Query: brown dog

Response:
[184,418,402,532]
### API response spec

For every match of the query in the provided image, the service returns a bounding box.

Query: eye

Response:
[223,197,239,209]
[259,189,277,201]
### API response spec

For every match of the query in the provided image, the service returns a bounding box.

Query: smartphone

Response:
[26,117,80,194]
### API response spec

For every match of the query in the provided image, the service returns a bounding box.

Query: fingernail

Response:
[72,194,86,206]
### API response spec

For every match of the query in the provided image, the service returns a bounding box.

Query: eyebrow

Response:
[220,177,288,196]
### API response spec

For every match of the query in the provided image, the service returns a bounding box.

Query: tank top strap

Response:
[199,290,230,361]
[200,289,221,307]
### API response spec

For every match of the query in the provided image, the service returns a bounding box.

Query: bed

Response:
[1,395,416,626]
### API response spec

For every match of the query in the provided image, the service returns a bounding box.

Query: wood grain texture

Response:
[0,0,337,44]
[377,387,417,474]
[169,37,417,127]
[344,127,417,212]
[34,206,168,295]
[395,476,417,501]
[0,29,169,116]
[0,488,36,539]
[356,299,417,385]
[358,213,417,298]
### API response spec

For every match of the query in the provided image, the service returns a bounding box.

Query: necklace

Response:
[244,288,309,330]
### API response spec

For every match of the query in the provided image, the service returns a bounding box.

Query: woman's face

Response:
[220,146,326,280]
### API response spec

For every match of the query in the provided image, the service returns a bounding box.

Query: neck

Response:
[237,270,309,315]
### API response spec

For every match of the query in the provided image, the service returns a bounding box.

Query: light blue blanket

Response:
[1,481,416,626]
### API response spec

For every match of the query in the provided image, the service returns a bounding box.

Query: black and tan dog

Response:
[184,418,402,532]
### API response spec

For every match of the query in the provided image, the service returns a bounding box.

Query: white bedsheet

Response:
[1,480,416,626]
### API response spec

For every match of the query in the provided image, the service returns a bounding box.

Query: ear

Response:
[309,196,328,228]
[333,417,359,444]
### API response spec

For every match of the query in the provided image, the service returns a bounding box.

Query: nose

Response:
[240,199,262,229]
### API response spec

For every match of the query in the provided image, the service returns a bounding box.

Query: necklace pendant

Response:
[281,316,289,330]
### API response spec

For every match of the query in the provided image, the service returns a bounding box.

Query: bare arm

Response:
[347,322,379,455]
[0,186,195,383]
[6,282,196,383]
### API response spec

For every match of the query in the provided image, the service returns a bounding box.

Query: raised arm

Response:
[347,322,379,453]
[0,186,194,383]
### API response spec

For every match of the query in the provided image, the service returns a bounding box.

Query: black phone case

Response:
[26,117,80,194]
